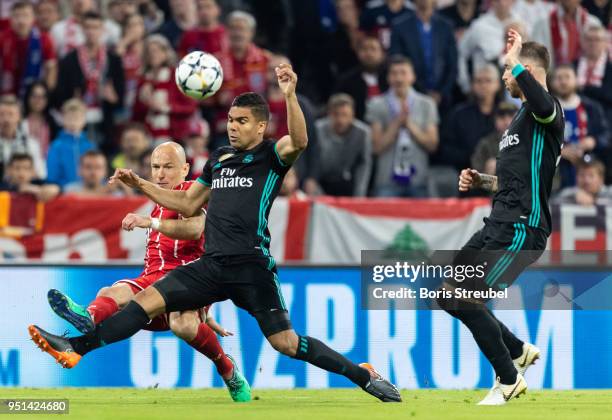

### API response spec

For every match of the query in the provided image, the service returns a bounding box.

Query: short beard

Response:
[508,85,521,98]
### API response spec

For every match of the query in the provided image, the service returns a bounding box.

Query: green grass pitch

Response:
[1,388,611,420]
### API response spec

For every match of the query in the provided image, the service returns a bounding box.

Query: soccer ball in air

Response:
[175,51,224,100]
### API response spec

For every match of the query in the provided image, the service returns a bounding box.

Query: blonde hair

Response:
[61,98,87,114]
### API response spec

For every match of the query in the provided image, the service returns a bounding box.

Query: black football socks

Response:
[69,301,150,355]
[293,335,371,387]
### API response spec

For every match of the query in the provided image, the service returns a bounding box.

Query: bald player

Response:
[44,142,251,402]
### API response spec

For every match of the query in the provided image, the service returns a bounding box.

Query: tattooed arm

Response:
[459,168,498,193]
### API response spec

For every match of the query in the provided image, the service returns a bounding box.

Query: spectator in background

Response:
[532,0,601,66]
[552,65,610,188]
[265,53,319,189]
[553,158,612,205]
[360,0,414,50]
[107,0,162,31]
[36,0,61,33]
[366,56,438,197]
[578,25,612,128]
[156,0,197,48]
[471,101,518,175]
[138,147,153,180]
[311,94,372,197]
[327,0,361,76]
[185,120,210,179]
[213,11,268,144]
[177,0,228,58]
[50,0,121,58]
[46,98,94,187]
[111,123,152,172]
[512,0,554,38]
[334,35,388,121]
[0,95,46,180]
[0,153,59,201]
[389,0,458,108]
[22,81,57,157]
[583,0,611,27]
[132,34,200,144]
[65,150,131,196]
[0,1,57,96]
[55,11,125,152]
[439,0,480,40]
[437,64,499,172]
[116,13,146,117]
[458,0,518,94]
[279,167,307,200]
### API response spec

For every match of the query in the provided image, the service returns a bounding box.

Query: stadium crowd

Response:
[0,0,611,204]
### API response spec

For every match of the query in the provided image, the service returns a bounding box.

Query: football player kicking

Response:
[29,63,401,402]
[443,30,564,405]
[37,142,251,402]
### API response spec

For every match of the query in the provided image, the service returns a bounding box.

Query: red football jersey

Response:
[177,25,230,60]
[142,181,204,276]
[131,66,200,143]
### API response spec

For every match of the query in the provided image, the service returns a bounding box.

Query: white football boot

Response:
[477,373,527,406]
[513,343,541,376]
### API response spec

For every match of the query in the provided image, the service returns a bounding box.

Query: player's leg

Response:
[224,258,401,402]
[29,258,219,367]
[28,285,165,368]
[168,311,233,378]
[168,310,250,402]
[47,283,135,334]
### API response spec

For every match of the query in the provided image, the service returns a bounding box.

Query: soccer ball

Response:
[175,51,224,100]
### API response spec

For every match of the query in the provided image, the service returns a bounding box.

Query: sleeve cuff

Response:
[512,63,526,78]
[273,143,289,167]
[197,177,211,186]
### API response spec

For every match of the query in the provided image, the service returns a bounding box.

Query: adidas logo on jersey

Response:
[499,130,520,151]
[212,168,254,189]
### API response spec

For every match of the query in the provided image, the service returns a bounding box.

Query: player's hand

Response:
[458,168,481,192]
[122,213,151,231]
[206,317,234,336]
[216,328,233,337]
[110,168,141,189]
[504,29,523,69]
[276,63,297,97]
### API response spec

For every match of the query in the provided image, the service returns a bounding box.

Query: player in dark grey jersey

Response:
[442,30,565,405]
[28,63,401,403]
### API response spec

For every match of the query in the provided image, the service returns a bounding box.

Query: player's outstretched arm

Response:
[274,63,308,165]
[505,29,556,124]
[459,168,498,193]
[122,212,205,240]
[110,169,210,216]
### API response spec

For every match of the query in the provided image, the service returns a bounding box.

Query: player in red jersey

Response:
[44,141,251,402]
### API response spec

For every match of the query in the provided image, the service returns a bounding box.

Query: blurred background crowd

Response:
[0,0,611,206]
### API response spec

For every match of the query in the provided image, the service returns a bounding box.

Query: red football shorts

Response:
[113,271,210,331]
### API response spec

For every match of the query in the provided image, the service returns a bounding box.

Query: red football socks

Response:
[189,323,233,378]
[87,296,119,325]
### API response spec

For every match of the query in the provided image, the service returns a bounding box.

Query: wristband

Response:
[511,63,526,78]
[150,218,161,231]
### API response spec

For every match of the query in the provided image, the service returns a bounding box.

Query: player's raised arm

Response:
[121,212,205,240]
[274,63,308,164]
[504,29,557,124]
[110,169,210,216]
